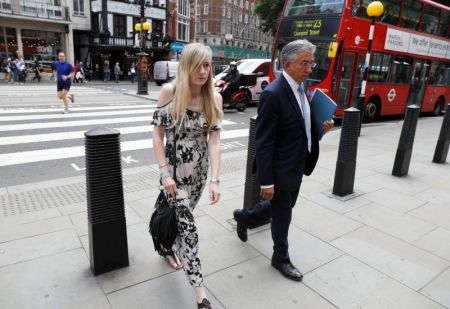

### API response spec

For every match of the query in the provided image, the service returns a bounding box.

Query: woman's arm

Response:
[208,92,223,205]
[152,83,177,197]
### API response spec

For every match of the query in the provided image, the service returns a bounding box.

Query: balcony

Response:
[90,34,155,49]
[0,0,70,21]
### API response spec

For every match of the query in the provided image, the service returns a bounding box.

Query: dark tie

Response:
[298,83,311,152]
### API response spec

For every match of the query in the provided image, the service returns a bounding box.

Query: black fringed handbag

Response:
[149,128,178,257]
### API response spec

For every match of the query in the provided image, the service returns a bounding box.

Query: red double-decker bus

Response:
[270,0,450,121]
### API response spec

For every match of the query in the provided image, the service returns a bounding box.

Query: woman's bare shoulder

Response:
[213,91,223,108]
[157,83,175,107]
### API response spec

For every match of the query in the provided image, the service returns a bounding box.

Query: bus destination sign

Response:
[281,17,340,39]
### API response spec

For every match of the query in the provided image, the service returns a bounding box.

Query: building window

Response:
[21,29,62,61]
[203,21,208,33]
[239,12,242,22]
[227,7,231,18]
[244,14,248,23]
[178,0,189,17]
[73,0,84,16]
[113,14,126,37]
[222,6,225,17]
[0,27,17,59]
[178,16,189,41]
[204,4,208,15]
[245,0,249,10]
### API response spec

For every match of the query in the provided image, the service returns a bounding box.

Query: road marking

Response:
[0,128,248,167]
[0,104,154,114]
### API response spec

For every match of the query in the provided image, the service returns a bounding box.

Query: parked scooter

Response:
[215,74,257,112]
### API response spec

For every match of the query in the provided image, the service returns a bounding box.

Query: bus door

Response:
[407,59,430,107]
[334,52,364,109]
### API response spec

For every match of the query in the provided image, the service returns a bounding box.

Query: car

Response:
[214,58,271,103]
[153,61,179,86]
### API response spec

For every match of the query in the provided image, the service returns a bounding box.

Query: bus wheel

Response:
[432,97,444,116]
[363,98,379,123]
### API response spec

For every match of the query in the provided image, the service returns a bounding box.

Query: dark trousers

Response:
[271,188,300,263]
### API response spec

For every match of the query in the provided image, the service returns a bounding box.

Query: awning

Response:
[170,42,184,52]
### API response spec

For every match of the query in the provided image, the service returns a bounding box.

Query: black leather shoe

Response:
[197,298,212,309]
[233,209,248,242]
[271,260,303,281]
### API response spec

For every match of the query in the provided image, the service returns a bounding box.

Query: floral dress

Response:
[151,102,221,287]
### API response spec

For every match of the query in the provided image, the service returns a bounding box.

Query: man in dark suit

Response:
[233,39,334,281]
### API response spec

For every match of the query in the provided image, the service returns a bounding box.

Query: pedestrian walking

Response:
[17,58,26,84]
[233,39,334,281]
[53,51,75,114]
[32,60,41,83]
[130,62,137,83]
[114,62,121,83]
[151,42,223,309]
[103,61,110,82]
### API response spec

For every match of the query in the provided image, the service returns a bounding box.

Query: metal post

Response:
[137,0,148,95]
[392,105,420,177]
[85,127,129,275]
[333,107,360,197]
[357,16,376,135]
[433,104,450,164]
[242,116,270,228]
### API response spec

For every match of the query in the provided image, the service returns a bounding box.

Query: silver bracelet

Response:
[160,172,172,182]
[210,178,220,184]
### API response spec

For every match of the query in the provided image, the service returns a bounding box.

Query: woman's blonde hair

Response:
[170,43,222,130]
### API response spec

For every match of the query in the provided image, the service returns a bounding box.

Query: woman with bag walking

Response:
[151,42,222,309]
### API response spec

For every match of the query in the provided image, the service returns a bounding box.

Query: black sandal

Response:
[197,298,212,309]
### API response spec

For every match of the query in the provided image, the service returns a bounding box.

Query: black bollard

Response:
[242,116,271,228]
[333,107,360,197]
[392,105,420,177]
[85,127,129,275]
[433,104,450,164]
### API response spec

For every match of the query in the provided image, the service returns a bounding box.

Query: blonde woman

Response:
[151,43,223,309]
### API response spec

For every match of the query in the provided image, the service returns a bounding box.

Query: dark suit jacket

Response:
[255,73,319,192]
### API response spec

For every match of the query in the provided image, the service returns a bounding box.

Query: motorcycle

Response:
[215,74,257,112]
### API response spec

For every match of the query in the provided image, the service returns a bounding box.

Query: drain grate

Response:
[1,155,247,217]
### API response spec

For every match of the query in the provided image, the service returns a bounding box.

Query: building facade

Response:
[85,0,169,79]
[194,0,272,65]
[0,0,85,64]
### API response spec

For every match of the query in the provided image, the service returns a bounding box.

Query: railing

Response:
[0,0,70,21]
[90,34,155,49]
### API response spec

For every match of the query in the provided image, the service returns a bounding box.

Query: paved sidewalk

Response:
[0,116,449,309]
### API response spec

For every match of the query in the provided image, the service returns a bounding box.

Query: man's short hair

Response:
[281,39,316,69]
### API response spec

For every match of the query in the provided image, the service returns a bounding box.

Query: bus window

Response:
[438,11,449,38]
[401,0,422,31]
[306,42,333,86]
[421,4,440,35]
[368,53,392,83]
[352,0,371,18]
[379,0,400,26]
[439,63,450,86]
[284,0,344,16]
[428,61,441,85]
[391,56,412,84]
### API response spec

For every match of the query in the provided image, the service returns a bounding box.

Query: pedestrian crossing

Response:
[0,85,113,96]
[0,102,249,169]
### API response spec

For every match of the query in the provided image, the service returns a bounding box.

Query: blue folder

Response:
[310,89,337,140]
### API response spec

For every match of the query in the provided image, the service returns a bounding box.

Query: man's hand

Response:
[322,119,334,133]
[62,75,67,81]
[260,187,274,200]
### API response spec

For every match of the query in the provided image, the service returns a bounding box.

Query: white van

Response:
[215,58,271,102]
[153,61,179,86]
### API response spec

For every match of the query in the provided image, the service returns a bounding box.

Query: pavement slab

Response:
[420,267,450,309]
[247,225,344,274]
[331,226,449,291]
[409,203,450,230]
[362,187,428,213]
[304,255,446,309]
[205,255,337,309]
[414,228,450,261]
[346,203,436,242]
[0,249,110,309]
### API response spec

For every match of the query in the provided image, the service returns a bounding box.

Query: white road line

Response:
[0,128,249,167]
[0,104,154,114]
[0,108,156,121]
[0,126,151,145]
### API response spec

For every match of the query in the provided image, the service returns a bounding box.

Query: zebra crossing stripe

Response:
[0,108,156,122]
[0,104,155,114]
[0,128,249,167]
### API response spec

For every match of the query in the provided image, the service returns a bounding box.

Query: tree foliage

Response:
[254,0,285,36]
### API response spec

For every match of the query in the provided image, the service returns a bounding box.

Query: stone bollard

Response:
[242,116,271,228]
[85,127,129,275]
[333,108,360,197]
[432,104,450,164]
[392,105,420,177]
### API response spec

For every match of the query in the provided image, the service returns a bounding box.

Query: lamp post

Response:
[134,1,151,95]
[357,1,383,134]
